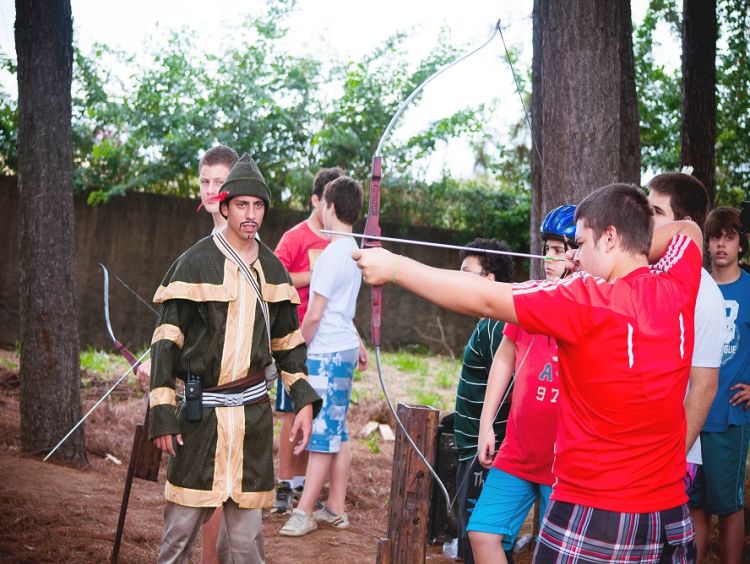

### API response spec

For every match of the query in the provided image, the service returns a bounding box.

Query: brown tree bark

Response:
[15,0,85,464]
[619,0,641,184]
[681,0,717,203]
[530,0,546,280]
[531,0,641,241]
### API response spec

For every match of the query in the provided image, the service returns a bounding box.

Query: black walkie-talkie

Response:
[185,357,202,422]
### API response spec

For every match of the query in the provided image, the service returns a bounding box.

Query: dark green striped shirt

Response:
[454,318,510,461]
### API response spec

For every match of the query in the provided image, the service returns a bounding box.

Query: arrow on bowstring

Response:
[321,230,567,261]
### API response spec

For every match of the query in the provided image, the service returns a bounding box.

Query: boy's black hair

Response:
[647,172,710,229]
[199,144,238,171]
[705,206,749,257]
[322,176,363,226]
[576,183,654,256]
[313,166,345,199]
[458,238,513,283]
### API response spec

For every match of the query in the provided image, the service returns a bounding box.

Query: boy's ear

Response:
[310,194,320,208]
[604,225,619,252]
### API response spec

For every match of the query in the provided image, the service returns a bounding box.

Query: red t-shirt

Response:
[512,235,701,513]
[274,220,330,323]
[493,324,559,485]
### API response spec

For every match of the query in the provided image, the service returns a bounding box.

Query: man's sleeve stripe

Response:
[151,324,185,348]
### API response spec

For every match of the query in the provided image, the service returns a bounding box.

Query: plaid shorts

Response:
[533,500,695,563]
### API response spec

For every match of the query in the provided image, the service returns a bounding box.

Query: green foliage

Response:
[3,0,746,241]
[350,387,373,404]
[0,52,17,173]
[715,0,750,205]
[634,0,682,175]
[382,176,530,251]
[311,30,493,182]
[435,367,455,390]
[360,434,381,454]
[70,4,321,206]
[381,350,429,375]
[0,0,532,237]
[273,417,282,440]
[0,356,18,370]
[79,347,120,373]
[411,388,446,410]
[635,0,750,202]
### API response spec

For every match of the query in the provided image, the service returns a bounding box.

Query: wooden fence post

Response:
[376,403,439,564]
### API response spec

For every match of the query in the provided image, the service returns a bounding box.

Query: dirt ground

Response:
[0,352,535,564]
[0,350,745,563]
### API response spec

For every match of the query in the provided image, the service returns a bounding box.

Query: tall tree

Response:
[15,0,84,464]
[619,0,641,183]
[530,0,641,277]
[681,0,717,200]
[530,0,546,278]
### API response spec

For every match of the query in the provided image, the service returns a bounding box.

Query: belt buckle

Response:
[227,393,242,406]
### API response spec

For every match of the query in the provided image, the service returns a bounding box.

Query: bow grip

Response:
[114,340,141,371]
[371,287,382,347]
[362,156,382,247]
[364,156,383,347]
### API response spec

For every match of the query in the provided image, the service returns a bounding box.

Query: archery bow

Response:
[41,265,160,563]
[99,264,163,564]
[43,266,154,462]
[363,20,505,511]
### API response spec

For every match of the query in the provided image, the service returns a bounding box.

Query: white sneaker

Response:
[313,506,350,529]
[279,508,317,537]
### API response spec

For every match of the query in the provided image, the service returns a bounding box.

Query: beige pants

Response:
[158,500,265,564]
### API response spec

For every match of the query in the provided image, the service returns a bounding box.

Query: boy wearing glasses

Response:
[468,206,576,563]
[453,237,514,564]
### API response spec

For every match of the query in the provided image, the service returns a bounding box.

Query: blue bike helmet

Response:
[540,204,577,247]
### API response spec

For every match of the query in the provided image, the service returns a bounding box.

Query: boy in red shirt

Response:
[469,205,576,563]
[272,166,342,513]
[354,184,703,562]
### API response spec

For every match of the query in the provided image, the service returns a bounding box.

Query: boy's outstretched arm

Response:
[648,219,704,263]
[352,247,519,324]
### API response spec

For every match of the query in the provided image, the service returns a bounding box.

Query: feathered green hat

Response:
[218,153,270,210]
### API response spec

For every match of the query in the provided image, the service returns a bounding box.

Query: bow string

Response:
[43,265,153,462]
[364,20,505,511]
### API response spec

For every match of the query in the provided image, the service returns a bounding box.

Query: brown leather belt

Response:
[203,369,266,393]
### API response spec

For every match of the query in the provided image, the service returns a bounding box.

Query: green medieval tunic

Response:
[148,233,321,509]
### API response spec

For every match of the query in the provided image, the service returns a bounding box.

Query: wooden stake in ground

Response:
[377,404,438,564]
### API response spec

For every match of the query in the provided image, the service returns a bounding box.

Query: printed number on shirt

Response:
[536,387,559,403]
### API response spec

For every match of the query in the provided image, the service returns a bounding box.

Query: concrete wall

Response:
[0,178,495,355]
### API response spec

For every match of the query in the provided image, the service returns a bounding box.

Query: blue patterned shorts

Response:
[306,348,358,453]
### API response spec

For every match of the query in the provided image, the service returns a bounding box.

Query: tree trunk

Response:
[531,0,640,232]
[681,0,717,203]
[15,0,85,464]
[530,0,546,280]
[619,0,641,184]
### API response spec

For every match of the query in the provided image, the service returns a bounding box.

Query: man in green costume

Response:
[148,153,321,563]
